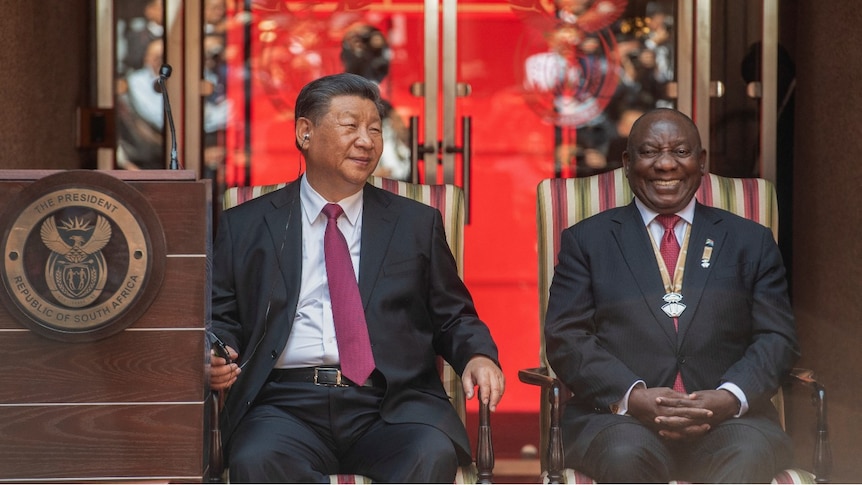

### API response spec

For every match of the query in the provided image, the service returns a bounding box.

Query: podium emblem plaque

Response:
[0,171,166,342]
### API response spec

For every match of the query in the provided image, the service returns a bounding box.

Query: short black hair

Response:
[294,73,386,149]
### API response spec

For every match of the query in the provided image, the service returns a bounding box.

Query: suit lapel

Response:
[613,204,678,344]
[358,185,398,308]
[262,182,302,332]
[676,203,725,342]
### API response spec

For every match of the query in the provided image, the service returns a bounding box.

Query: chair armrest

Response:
[788,367,818,385]
[518,367,558,388]
[786,368,831,483]
[475,400,494,484]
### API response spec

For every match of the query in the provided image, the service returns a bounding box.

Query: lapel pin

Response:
[701,238,714,268]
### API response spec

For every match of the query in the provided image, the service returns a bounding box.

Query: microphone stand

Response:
[157,64,180,170]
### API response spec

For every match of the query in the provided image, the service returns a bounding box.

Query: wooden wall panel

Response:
[0,404,203,480]
[0,330,204,403]
[132,257,208,328]
[0,1,92,171]
[133,181,209,255]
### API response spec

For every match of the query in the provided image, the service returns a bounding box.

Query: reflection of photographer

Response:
[643,1,673,85]
[116,38,165,170]
[340,24,411,181]
[616,27,671,109]
[118,0,164,76]
[203,33,230,181]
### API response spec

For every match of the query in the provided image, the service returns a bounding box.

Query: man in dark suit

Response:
[209,73,504,483]
[544,108,798,483]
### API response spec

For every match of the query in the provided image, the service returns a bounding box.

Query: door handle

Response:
[409,115,473,224]
[710,80,725,98]
[746,81,763,99]
[409,116,436,184]
[445,116,471,223]
[410,82,471,97]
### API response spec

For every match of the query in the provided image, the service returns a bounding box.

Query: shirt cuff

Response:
[718,382,749,417]
[612,380,646,415]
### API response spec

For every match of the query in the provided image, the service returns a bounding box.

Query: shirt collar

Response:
[634,195,697,227]
[300,175,364,225]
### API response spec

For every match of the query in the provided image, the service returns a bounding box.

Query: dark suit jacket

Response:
[211,180,499,461]
[544,201,799,449]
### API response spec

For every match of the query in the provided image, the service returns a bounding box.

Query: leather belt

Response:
[269,366,384,388]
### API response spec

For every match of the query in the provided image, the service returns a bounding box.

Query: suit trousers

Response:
[227,379,459,483]
[566,414,793,483]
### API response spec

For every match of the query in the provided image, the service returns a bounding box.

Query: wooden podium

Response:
[0,170,212,482]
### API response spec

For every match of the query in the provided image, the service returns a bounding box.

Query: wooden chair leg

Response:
[790,368,832,483]
[546,384,565,485]
[476,400,494,484]
[209,391,226,483]
[812,383,831,483]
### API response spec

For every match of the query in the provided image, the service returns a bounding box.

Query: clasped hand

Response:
[628,387,739,441]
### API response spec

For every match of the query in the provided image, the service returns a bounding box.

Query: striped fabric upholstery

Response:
[222,176,476,484]
[535,168,812,484]
[222,183,288,206]
[552,468,815,485]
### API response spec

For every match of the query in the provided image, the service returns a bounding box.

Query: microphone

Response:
[156,64,181,170]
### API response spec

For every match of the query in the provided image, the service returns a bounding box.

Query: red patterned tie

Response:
[656,214,686,393]
[656,214,681,276]
[322,203,375,385]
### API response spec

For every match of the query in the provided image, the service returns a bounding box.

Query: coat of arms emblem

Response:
[41,215,112,308]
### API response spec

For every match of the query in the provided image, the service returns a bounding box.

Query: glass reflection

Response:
[203,0,230,188]
[218,1,415,188]
[341,23,411,181]
[513,0,675,177]
[115,0,166,170]
[211,0,679,191]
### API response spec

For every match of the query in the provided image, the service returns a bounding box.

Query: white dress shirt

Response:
[274,175,364,368]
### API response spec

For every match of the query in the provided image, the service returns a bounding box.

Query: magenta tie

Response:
[322,203,375,385]
[656,214,686,394]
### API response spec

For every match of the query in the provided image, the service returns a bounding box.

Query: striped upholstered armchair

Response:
[216,176,493,484]
[518,168,831,484]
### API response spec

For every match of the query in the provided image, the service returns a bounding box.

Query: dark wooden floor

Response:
[466,412,543,483]
[492,459,542,483]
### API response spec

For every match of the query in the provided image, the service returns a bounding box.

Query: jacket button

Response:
[678,355,686,365]
[271,350,277,359]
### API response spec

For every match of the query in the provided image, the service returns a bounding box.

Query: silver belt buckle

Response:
[314,367,348,387]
